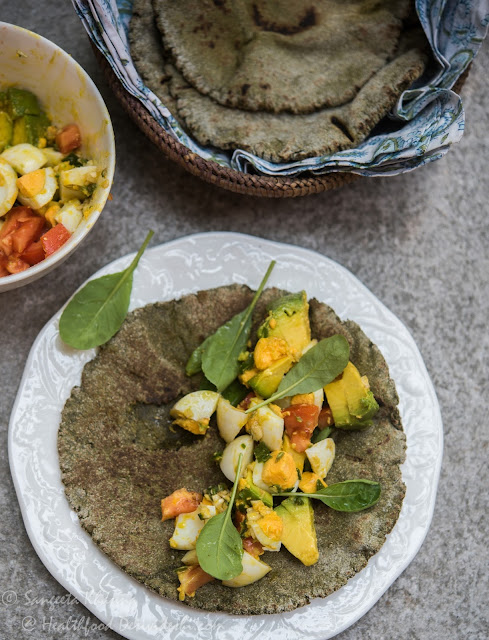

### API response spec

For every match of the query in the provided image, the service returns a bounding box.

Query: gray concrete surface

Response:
[1,2,488,639]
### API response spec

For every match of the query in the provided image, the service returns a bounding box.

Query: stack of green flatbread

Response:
[129,0,429,163]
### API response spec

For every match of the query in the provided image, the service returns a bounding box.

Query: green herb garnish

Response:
[245,335,349,412]
[196,454,245,580]
[186,261,275,391]
[62,152,85,167]
[276,479,381,512]
[206,482,227,496]
[59,231,154,350]
[254,442,271,463]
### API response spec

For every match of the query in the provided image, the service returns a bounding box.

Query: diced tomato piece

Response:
[0,207,35,255]
[56,123,81,154]
[238,392,256,411]
[318,407,334,430]
[11,216,45,254]
[161,488,202,522]
[0,233,14,256]
[243,537,264,558]
[6,255,30,274]
[234,507,246,532]
[21,239,45,265]
[41,223,71,257]
[177,565,214,601]
[0,252,9,277]
[0,207,34,235]
[283,404,320,453]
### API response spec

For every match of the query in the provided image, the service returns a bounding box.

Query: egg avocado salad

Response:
[0,87,103,277]
[161,282,381,601]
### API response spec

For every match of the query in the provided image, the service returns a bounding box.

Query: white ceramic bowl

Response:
[0,22,115,292]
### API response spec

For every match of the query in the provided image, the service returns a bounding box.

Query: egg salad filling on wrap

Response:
[58,283,405,614]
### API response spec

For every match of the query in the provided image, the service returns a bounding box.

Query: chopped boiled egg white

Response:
[169,510,204,550]
[216,396,248,442]
[0,158,18,216]
[220,435,254,482]
[181,549,199,565]
[247,403,284,451]
[59,165,98,202]
[199,503,217,520]
[1,143,47,175]
[17,167,57,210]
[305,438,335,480]
[41,147,64,166]
[55,200,83,233]
[311,388,324,410]
[60,165,98,186]
[252,461,274,493]
[170,390,220,435]
[222,550,271,587]
[247,501,282,551]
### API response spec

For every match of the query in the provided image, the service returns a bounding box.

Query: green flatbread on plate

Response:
[58,285,406,614]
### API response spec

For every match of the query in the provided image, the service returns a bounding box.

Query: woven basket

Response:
[95,46,468,198]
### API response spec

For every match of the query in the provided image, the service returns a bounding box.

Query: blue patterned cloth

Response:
[74,0,489,177]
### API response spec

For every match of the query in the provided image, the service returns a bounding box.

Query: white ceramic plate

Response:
[9,232,443,639]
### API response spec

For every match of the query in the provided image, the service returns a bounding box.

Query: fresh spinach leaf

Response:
[196,454,244,580]
[199,376,217,391]
[186,334,213,376]
[59,231,154,350]
[221,378,249,406]
[200,261,275,392]
[312,426,332,443]
[277,479,381,512]
[246,335,349,412]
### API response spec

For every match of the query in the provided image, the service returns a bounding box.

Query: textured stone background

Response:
[1,2,488,639]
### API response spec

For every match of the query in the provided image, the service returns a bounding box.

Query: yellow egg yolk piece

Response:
[262,450,298,490]
[253,336,290,370]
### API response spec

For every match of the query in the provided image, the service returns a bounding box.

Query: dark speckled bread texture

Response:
[58,285,405,614]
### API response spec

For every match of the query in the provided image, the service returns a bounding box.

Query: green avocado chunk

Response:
[0,112,13,152]
[7,87,41,118]
[324,362,379,430]
[12,114,39,146]
[257,291,311,355]
[249,355,293,399]
[275,496,319,566]
[11,110,50,146]
[245,291,312,397]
